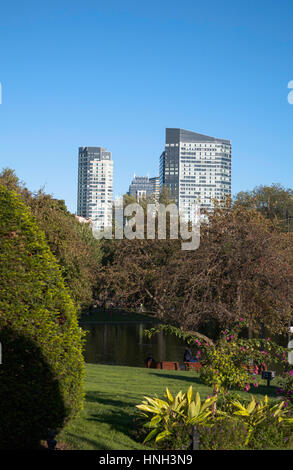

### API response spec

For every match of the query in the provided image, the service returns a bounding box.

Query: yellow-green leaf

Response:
[187,386,193,404]
[155,430,171,442]
[165,388,174,403]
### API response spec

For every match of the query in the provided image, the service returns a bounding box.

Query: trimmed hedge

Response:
[0,186,85,448]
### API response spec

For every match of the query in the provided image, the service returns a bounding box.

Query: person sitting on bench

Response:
[144,355,156,368]
[183,346,198,363]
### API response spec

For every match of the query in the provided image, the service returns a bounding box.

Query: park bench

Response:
[145,360,201,371]
[155,361,180,370]
[184,362,202,371]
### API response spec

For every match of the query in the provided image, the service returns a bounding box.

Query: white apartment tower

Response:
[77,146,113,231]
[160,128,231,221]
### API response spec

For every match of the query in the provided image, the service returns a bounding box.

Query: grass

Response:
[79,309,159,324]
[58,363,281,450]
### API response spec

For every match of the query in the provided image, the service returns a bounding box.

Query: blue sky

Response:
[0,0,292,212]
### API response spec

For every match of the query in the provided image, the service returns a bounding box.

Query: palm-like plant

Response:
[231,395,293,444]
[136,386,217,444]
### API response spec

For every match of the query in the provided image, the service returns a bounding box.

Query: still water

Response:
[82,320,291,371]
[82,322,187,367]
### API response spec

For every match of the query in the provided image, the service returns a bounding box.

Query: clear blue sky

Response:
[0,0,292,213]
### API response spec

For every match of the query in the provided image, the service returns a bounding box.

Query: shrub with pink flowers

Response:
[145,320,289,397]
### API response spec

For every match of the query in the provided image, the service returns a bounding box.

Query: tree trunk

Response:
[212,384,218,415]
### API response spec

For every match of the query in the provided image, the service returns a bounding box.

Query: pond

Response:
[82,321,292,374]
[82,321,187,367]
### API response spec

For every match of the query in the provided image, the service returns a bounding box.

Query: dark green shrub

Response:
[0,328,67,448]
[248,416,293,450]
[0,186,85,448]
[198,418,247,450]
[155,422,193,450]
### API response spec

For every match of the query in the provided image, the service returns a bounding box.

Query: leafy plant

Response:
[231,395,293,445]
[136,386,217,445]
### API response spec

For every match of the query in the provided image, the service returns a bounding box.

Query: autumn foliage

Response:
[98,203,293,335]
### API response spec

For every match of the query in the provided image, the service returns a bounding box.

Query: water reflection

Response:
[82,322,186,367]
[82,322,291,373]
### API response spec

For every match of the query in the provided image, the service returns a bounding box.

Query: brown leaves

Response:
[96,205,292,334]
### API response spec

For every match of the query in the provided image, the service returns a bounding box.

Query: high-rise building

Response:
[149,176,160,199]
[160,128,231,220]
[128,175,160,200]
[77,146,113,231]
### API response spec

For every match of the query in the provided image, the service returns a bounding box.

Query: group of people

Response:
[144,346,199,368]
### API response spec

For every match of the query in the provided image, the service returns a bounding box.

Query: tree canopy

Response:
[97,204,293,335]
[234,184,293,232]
[0,168,102,310]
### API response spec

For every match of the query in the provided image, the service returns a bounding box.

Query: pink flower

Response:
[244,384,250,392]
[253,382,258,388]
[289,370,293,376]
[239,318,243,322]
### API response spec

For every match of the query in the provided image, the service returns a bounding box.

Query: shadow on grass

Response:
[244,384,278,399]
[85,391,135,408]
[148,371,203,386]
[148,372,278,399]
[64,433,114,451]
[85,391,135,435]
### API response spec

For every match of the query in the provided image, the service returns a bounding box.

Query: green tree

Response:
[234,184,293,231]
[28,191,102,310]
[0,186,85,448]
[0,168,102,310]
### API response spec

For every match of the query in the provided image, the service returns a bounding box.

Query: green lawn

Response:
[58,363,280,450]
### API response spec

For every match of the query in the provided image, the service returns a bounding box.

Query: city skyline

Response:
[0,1,292,213]
[77,126,232,223]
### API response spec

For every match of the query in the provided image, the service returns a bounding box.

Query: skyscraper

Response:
[149,176,160,199]
[77,146,113,231]
[160,128,231,220]
[128,175,160,200]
